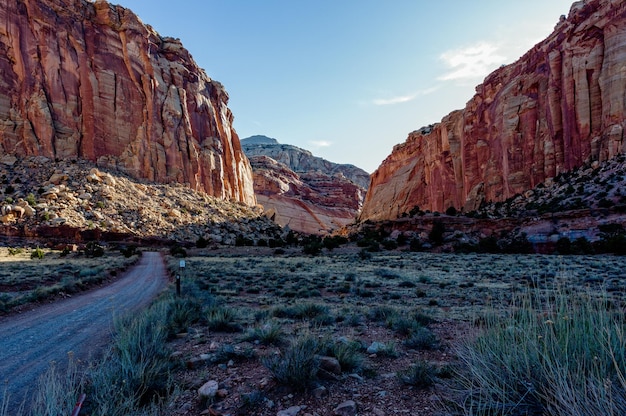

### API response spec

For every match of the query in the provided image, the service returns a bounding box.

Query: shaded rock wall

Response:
[361,0,626,221]
[0,0,255,205]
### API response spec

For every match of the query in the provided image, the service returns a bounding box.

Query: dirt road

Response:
[0,251,169,411]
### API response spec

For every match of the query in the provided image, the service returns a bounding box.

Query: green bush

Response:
[84,241,105,257]
[195,236,209,248]
[169,244,187,257]
[165,297,203,335]
[397,360,436,388]
[241,321,285,346]
[261,334,321,390]
[328,340,364,372]
[30,247,45,260]
[205,306,242,332]
[403,327,439,350]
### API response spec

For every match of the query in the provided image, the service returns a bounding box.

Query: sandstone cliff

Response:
[0,0,255,205]
[242,136,367,234]
[360,0,626,222]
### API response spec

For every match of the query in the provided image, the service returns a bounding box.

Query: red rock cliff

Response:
[0,0,255,205]
[360,0,626,222]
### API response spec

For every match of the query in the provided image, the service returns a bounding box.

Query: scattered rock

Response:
[197,380,219,400]
[366,342,386,354]
[319,356,342,378]
[312,386,327,399]
[333,400,357,416]
[277,405,304,416]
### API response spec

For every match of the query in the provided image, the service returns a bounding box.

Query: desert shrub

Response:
[397,360,436,388]
[261,334,321,390]
[241,321,285,346]
[445,206,457,216]
[268,238,286,248]
[368,305,398,322]
[358,249,373,260]
[477,236,500,253]
[387,315,421,336]
[205,306,242,332]
[169,244,187,258]
[374,341,399,358]
[7,247,23,256]
[84,241,105,257]
[272,303,330,321]
[30,247,45,260]
[409,238,423,252]
[554,237,572,254]
[381,238,398,250]
[88,300,173,415]
[165,297,203,335]
[429,221,445,245]
[302,240,323,256]
[195,236,209,248]
[323,235,348,250]
[120,245,140,258]
[327,340,364,373]
[403,327,439,350]
[456,289,626,416]
[25,193,36,206]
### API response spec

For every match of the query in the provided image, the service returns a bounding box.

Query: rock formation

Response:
[0,0,255,205]
[360,0,626,222]
[242,136,370,189]
[242,136,368,234]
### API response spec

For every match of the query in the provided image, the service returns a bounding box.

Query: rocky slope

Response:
[0,155,279,244]
[361,0,626,222]
[0,0,254,205]
[241,136,368,234]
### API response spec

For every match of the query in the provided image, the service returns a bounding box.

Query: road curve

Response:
[0,251,169,411]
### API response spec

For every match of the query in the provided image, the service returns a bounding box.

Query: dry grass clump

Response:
[455,288,626,415]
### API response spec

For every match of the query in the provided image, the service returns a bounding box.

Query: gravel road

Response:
[0,251,169,412]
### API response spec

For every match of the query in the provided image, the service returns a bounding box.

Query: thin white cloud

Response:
[309,140,332,148]
[371,86,439,106]
[438,42,506,81]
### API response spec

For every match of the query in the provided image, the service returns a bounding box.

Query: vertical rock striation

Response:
[0,0,255,205]
[360,0,626,221]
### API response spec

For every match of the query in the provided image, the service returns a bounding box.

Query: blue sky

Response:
[115,1,574,173]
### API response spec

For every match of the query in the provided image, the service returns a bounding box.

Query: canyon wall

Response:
[0,0,255,205]
[360,0,626,222]
[242,136,367,234]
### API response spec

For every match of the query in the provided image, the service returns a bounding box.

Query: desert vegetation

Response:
[3,246,626,415]
[0,244,140,314]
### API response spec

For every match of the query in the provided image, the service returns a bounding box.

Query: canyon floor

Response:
[160,246,626,416]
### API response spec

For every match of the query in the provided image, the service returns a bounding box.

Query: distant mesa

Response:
[241,135,369,234]
[241,135,280,145]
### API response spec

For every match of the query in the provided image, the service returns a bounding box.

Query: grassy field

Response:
[0,245,140,314]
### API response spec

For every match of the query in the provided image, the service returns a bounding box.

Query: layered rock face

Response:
[361,0,626,222]
[0,0,255,205]
[242,136,367,234]
[242,136,370,189]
